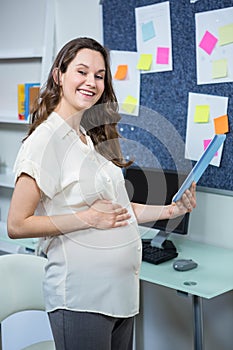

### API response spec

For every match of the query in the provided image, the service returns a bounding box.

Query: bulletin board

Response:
[102,0,233,193]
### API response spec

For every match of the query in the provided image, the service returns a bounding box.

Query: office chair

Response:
[0,253,55,350]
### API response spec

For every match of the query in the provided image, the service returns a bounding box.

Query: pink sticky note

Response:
[156,47,169,64]
[199,31,218,55]
[204,139,218,157]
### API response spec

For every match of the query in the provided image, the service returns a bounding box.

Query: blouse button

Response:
[106,177,111,182]
[137,246,141,251]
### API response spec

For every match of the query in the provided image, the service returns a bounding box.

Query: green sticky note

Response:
[194,105,210,123]
[218,23,233,46]
[122,95,138,114]
[136,54,153,70]
[212,59,228,79]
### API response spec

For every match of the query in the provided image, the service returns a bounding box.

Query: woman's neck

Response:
[54,106,84,134]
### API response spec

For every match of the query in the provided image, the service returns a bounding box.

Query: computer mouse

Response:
[173,259,198,271]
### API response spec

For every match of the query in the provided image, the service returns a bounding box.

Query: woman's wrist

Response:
[165,204,176,219]
[75,210,94,229]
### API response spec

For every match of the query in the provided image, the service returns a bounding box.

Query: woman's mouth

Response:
[78,89,95,97]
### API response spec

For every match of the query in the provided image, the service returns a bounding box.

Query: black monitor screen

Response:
[124,166,190,235]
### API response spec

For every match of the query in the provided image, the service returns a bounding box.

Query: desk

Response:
[139,234,233,350]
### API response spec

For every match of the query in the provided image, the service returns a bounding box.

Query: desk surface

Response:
[1,223,233,299]
[139,233,233,299]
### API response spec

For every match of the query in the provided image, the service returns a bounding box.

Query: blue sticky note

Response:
[172,134,226,202]
[142,21,155,42]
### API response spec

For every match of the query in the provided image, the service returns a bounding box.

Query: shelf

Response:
[0,49,43,60]
[0,0,55,258]
[0,117,29,125]
[0,170,15,188]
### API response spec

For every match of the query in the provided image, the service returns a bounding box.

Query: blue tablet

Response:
[172,134,226,202]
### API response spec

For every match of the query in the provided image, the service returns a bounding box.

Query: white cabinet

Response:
[0,3,55,345]
[0,0,55,252]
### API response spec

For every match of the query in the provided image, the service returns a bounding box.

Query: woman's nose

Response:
[85,73,96,87]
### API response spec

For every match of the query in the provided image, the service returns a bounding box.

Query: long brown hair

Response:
[28,37,132,168]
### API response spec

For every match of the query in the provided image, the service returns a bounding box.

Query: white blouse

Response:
[14,112,142,317]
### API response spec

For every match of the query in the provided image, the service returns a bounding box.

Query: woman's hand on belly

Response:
[84,199,131,229]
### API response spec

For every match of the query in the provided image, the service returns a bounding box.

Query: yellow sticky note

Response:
[136,54,153,70]
[114,65,128,80]
[218,23,233,46]
[194,105,210,123]
[212,59,228,79]
[122,95,138,114]
[214,114,229,134]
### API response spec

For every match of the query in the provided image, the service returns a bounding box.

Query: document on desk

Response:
[172,134,226,202]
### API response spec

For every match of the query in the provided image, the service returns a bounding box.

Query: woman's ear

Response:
[52,68,62,86]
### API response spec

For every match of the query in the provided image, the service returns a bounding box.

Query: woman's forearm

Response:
[7,210,94,239]
[131,183,196,224]
[131,202,173,224]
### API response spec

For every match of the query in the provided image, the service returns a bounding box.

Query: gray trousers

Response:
[48,309,134,350]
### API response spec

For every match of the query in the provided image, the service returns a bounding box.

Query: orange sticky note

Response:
[214,114,229,134]
[114,65,128,80]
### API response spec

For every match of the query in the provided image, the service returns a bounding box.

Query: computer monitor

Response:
[124,166,190,249]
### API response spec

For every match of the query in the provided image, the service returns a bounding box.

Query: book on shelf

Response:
[17,83,40,120]
[17,84,25,120]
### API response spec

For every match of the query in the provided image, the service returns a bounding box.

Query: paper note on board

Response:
[214,115,229,134]
[135,1,173,73]
[194,105,210,123]
[114,65,128,80]
[212,59,228,79]
[156,47,169,64]
[110,50,140,116]
[137,54,153,70]
[196,7,233,84]
[142,21,156,42]
[199,30,218,55]
[204,139,218,157]
[185,92,228,167]
[218,23,233,46]
[122,95,138,114]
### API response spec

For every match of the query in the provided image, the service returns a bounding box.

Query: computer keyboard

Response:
[142,239,178,265]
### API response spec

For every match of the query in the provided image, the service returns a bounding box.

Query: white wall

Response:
[189,189,233,249]
[54,0,103,53]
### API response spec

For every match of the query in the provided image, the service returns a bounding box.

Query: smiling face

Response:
[55,48,106,118]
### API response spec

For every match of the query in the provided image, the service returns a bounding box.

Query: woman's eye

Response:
[95,75,104,80]
[78,70,86,75]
